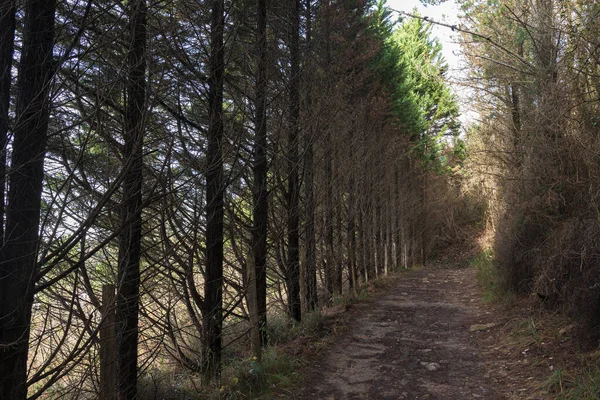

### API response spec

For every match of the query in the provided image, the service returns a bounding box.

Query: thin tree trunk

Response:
[363,142,374,281]
[203,0,225,377]
[116,0,146,398]
[376,201,383,275]
[386,183,393,273]
[303,131,317,312]
[0,0,15,245]
[346,136,357,292]
[246,256,261,361]
[323,2,334,298]
[365,200,374,281]
[358,203,366,282]
[420,171,427,265]
[303,0,317,312]
[286,0,302,322]
[334,183,343,294]
[394,162,401,268]
[347,174,357,293]
[324,128,334,295]
[0,1,56,397]
[100,285,117,400]
[252,0,269,346]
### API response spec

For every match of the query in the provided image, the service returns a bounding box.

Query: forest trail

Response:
[295,265,523,400]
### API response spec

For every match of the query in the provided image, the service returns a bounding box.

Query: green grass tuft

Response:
[217,348,299,399]
[546,363,600,399]
[265,309,325,346]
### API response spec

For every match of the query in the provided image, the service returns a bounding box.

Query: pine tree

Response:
[203,0,225,376]
[116,0,147,397]
[0,1,57,397]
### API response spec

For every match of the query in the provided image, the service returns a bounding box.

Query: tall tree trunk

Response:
[347,171,357,293]
[394,162,402,268]
[0,0,14,245]
[0,1,56,397]
[334,172,343,294]
[346,135,357,292]
[511,43,523,165]
[420,171,427,265]
[286,0,301,322]
[252,0,268,346]
[203,0,225,376]
[365,200,374,280]
[375,200,383,275]
[324,128,335,295]
[303,0,317,313]
[358,202,366,282]
[116,0,146,398]
[323,2,335,298]
[385,174,393,272]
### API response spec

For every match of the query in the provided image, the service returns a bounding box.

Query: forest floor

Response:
[289,252,581,400]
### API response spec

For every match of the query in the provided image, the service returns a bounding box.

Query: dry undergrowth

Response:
[474,250,600,399]
[136,267,411,400]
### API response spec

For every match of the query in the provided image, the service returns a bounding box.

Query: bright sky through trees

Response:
[386,0,473,127]
[386,0,461,78]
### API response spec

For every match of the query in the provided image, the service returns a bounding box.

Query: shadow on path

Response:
[295,267,505,400]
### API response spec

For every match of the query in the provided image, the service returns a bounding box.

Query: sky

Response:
[385,0,462,75]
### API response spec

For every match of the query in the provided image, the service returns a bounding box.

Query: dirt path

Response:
[295,266,509,400]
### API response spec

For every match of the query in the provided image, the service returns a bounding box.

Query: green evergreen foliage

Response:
[367,3,461,172]
[368,1,423,136]
[393,14,460,168]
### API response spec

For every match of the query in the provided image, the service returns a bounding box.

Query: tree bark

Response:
[0,1,56,397]
[365,199,374,281]
[202,0,225,377]
[334,189,343,294]
[394,162,402,268]
[246,256,261,361]
[324,128,335,295]
[323,3,335,298]
[386,176,393,273]
[0,0,15,245]
[347,137,357,292]
[286,0,302,322]
[100,285,117,400]
[347,176,357,292]
[252,0,269,346]
[303,0,317,313]
[375,201,383,275]
[116,0,146,398]
[358,202,366,282]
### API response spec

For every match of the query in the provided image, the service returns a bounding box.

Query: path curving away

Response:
[295,266,506,400]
